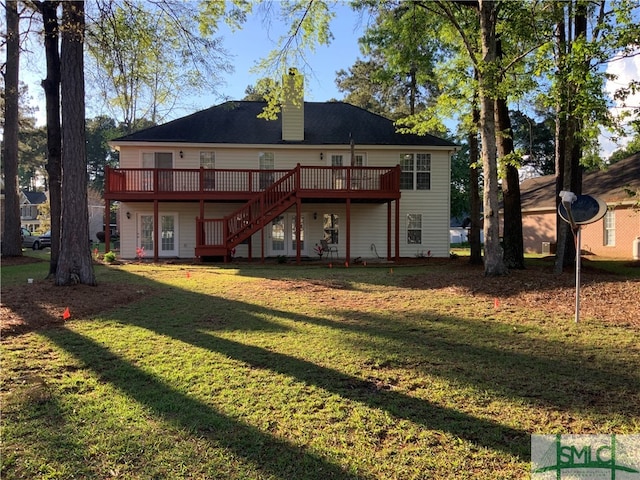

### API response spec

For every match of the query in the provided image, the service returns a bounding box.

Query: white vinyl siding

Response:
[116,147,453,259]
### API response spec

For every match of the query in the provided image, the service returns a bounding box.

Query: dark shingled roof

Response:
[113,101,457,147]
[520,153,640,211]
[22,190,47,205]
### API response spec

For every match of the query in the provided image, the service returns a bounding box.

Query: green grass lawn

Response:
[2,258,639,479]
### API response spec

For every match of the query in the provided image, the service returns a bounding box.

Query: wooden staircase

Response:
[195,166,300,258]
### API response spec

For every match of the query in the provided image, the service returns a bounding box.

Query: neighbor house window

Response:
[200,151,215,168]
[323,214,339,244]
[400,153,431,190]
[604,210,615,246]
[407,214,422,244]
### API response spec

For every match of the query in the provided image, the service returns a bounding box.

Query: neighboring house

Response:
[106,72,457,262]
[20,190,48,232]
[519,153,640,259]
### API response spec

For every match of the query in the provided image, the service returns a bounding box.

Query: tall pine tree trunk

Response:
[38,0,62,275]
[496,97,524,269]
[55,0,96,286]
[554,0,585,274]
[478,0,507,276]
[469,104,483,265]
[2,1,22,257]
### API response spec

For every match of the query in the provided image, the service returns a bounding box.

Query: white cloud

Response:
[600,53,640,158]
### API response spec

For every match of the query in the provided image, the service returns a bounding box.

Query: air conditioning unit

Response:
[542,241,551,254]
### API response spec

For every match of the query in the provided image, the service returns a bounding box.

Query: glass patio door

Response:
[138,213,179,257]
[270,213,305,256]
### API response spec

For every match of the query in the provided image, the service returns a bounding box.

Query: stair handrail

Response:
[223,164,300,247]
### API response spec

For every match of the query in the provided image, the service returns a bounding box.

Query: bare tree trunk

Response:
[2,1,23,257]
[478,0,507,276]
[496,97,524,269]
[554,0,585,274]
[55,0,96,286]
[469,105,483,265]
[37,0,62,275]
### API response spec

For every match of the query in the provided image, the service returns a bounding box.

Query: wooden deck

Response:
[104,165,401,202]
[104,164,401,261]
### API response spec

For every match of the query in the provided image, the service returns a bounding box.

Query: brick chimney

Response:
[282,68,304,141]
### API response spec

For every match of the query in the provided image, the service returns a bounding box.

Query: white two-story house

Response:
[106,72,457,263]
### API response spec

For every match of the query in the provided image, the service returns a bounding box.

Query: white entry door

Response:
[270,213,306,256]
[138,213,179,257]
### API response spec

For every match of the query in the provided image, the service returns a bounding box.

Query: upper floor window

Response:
[353,153,366,166]
[604,210,615,246]
[142,152,172,169]
[400,153,431,190]
[200,151,215,169]
[259,152,275,170]
[259,152,275,189]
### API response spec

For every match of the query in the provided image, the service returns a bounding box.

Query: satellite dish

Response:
[558,194,607,225]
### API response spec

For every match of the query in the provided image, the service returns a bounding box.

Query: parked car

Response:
[22,230,51,250]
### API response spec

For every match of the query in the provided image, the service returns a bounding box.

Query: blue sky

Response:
[211,3,367,103]
[24,2,367,124]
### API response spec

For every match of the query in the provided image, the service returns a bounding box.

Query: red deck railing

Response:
[105,165,400,198]
[106,165,400,257]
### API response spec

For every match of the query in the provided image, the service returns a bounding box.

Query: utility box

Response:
[542,242,551,254]
[541,242,557,255]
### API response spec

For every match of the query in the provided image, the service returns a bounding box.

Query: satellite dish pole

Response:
[559,191,581,323]
[558,191,608,323]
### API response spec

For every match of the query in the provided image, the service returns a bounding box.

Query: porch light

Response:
[320,152,324,161]
[179,150,184,158]
[126,211,131,219]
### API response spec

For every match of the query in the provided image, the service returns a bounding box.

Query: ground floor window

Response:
[323,214,339,244]
[407,213,422,244]
[604,210,615,246]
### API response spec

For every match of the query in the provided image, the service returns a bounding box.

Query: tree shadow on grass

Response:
[331,308,640,418]
[109,289,531,460]
[40,325,368,480]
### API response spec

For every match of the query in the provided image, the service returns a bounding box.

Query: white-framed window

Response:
[323,214,339,244]
[353,153,366,167]
[142,152,172,168]
[604,210,615,246]
[200,152,215,189]
[259,151,275,169]
[259,152,275,189]
[407,213,422,244]
[400,153,431,190]
[200,151,215,168]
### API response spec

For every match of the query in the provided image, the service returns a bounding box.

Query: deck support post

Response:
[153,200,159,262]
[295,197,302,265]
[387,202,392,260]
[346,198,351,264]
[395,198,400,260]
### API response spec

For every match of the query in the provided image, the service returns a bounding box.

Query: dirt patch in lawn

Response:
[2,256,639,338]
[1,256,152,338]
[402,259,640,328]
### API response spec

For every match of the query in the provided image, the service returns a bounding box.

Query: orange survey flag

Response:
[63,307,71,320]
